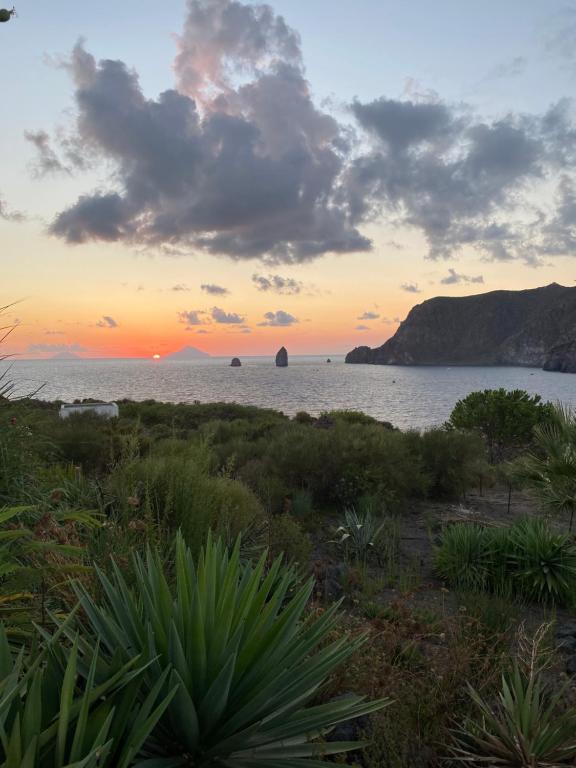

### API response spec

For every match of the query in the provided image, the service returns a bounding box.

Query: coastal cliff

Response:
[346,284,576,371]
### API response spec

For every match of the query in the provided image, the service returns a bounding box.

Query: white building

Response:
[59,402,119,420]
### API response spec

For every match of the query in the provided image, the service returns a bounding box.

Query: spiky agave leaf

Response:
[59,533,388,766]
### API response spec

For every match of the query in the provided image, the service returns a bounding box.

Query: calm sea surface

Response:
[10,356,576,431]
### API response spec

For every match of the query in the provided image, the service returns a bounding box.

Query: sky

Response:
[2,0,576,358]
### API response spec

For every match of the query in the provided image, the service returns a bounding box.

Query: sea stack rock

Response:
[275,346,288,367]
[543,341,576,373]
[230,357,242,367]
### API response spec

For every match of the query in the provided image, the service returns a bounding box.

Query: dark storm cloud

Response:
[201,283,229,295]
[400,282,421,293]
[96,315,118,328]
[258,310,298,326]
[439,269,484,285]
[211,306,245,323]
[252,273,303,294]
[34,0,576,266]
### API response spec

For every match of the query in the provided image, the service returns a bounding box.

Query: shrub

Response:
[435,519,576,606]
[62,534,388,765]
[267,513,312,565]
[435,524,491,592]
[108,448,263,555]
[452,627,576,766]
[448,389,554,463]
[332,508,385,567]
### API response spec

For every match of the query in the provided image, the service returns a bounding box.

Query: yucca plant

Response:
[435,524,491,592]
[0,624,176,767]
[58,533,388,766]
[452,626,576,767]
[519,405,576,531]
[332,508,385,567]
[508,518,576,606]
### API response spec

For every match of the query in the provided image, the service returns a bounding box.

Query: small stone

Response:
[230,357,242,367]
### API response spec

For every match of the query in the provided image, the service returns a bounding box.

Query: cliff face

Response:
[346,284,576,371]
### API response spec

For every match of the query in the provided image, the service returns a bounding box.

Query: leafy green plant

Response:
[452,625,576,766]
[58,534,388,766]
[508,518,576,605]
[0,625,176,767]
[519,404,576,531]
[435,524,491,592]
[332,508,385,567]
[436,519,576,606]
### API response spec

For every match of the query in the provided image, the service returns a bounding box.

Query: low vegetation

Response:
[0,385,575,766]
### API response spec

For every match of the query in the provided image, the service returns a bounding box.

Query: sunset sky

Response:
[3,0,576,358]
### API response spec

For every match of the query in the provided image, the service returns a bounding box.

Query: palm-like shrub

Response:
[0,625,175,767]
[452,625,576,767]
[519,405,576,531]
[435,519,576,606]
[59,534,387,766]
[509,518,576,605]
[435,524,491,592]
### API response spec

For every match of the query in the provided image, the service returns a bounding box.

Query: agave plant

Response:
[332,508,385,566]
[452,663,576,766]
[58,533,388,766]
[0,624,176,767]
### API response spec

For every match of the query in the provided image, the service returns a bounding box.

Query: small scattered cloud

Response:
[196,329,210,334]
[44,330,65,336]
[382,316,402,325]
[0,194,25,223]
[358,311,380,320]
[96,315,118,328]
[400,282,422,293]
[252,274,303,295]
[27,343,85,355]
[171,283,190,292]
[211,306,245,324]
[258,310,299,327]
[355,324,369,331]
[485,56,527,80]
[201,283,229,296]
[178,309,206,326]
[439,268,484,285]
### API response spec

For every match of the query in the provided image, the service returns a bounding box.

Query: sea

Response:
[9,356,576,431]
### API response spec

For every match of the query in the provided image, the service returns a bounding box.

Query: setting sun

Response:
[152,354,161,360]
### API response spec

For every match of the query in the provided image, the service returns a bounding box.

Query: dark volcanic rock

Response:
[275,346,288,367]
[345,284,576,371]
[543,340,576,373]
[230,357,242,367]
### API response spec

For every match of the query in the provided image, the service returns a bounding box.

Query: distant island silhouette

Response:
[164,346,211,361]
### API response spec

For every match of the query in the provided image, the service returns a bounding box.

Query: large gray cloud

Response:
[33,0,576,267]
[46,0,368,263]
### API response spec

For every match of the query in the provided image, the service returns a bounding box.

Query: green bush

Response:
[0,626,174,767]
[267,513,313,565]
[61,534,388,765]
[436,519,576,606]
[108,445,264,555]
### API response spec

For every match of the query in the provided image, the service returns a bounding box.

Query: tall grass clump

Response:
[436,519,576,606]
[108,444,264,555]
[57,534,388,765]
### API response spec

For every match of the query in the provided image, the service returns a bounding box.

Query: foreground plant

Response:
[0,625,175,767]
[452,625,576,766]
[61,533,388,766]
